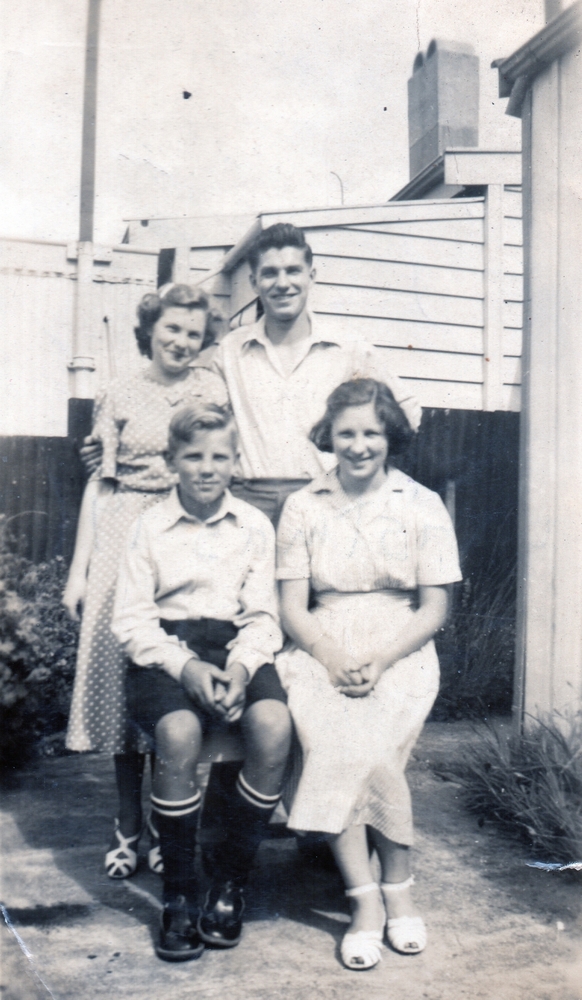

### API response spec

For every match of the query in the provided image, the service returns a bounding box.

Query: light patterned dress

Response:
[66,366,228,754]
[275,466,462,845]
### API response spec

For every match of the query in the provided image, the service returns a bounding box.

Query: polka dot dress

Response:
[66,365,228,754]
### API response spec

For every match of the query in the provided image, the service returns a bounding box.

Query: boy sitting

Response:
[112,404,292,962]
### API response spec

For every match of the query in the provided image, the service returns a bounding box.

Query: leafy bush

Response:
[433,556,516,720]
[444,714,582,863]
[0,516,78,767]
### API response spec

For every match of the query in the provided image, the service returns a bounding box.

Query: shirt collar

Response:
[241,313,343,349]
[163,486,238,528]
[307,464,412,495]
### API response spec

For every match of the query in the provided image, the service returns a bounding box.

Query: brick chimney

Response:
[408,39,479,180]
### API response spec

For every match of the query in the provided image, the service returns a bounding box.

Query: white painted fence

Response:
[0,238,157,436]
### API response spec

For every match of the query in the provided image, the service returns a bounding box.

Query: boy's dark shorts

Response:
[126,618,286,743]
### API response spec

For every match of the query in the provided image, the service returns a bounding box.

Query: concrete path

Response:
[1,722,581,1000]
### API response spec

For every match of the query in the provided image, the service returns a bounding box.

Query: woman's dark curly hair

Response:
[134,283,218,358]
[310,378,414,458]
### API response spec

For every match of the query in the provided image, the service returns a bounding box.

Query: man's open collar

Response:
[240,313,343,349]
[161,486,238,529]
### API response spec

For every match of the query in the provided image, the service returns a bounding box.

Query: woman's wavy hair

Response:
[134,283,219,358]
[310,378,414,458]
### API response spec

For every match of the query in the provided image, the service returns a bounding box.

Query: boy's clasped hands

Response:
[181,658,249,723]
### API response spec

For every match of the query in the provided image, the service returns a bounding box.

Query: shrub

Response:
[0,516,78,767]
[444,714,582,863]
[433,555,516,720]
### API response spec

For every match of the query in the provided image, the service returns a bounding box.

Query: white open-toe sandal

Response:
[341,883,384,971]
[381,875,427,954]
[146,815,164,875]
[104,820,140,879]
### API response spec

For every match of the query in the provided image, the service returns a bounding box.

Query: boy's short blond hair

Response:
[166,404,238,458]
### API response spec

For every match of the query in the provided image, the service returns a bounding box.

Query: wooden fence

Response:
[0,407,518,572]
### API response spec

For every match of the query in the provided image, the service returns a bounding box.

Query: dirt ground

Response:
[1,720,581,1000]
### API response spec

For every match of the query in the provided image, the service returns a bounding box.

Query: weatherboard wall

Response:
[219,194,523,413]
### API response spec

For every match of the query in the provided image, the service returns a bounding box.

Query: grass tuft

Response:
[444,713,582,864]
[433,555,516,719]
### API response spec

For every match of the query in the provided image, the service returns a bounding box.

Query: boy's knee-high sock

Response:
[214,771,281,885]
[151,792,201,904]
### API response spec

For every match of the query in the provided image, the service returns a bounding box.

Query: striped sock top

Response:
[150,791,201,818]
[236,771,281,810]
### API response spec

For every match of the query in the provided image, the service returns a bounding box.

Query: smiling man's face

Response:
[250,245,315,326]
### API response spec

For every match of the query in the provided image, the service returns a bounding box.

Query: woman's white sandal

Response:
[381,875,426,954]
[104,820,140,879]
[147,815,164,875]
[341,883,384,971]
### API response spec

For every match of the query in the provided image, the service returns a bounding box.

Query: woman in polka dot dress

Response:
[63,284,228,878]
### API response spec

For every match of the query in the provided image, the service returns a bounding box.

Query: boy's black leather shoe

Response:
[198,881,245,948]
[155,896,205,962]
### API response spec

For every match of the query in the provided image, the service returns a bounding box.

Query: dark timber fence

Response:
[0,409,519,576]
[0,436,86,563]
[400,408,519,580]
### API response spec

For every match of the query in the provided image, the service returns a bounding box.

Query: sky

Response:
[1,0,545,245]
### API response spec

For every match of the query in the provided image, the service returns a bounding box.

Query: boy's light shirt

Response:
[112,487,282,682]
[212,314,422,481]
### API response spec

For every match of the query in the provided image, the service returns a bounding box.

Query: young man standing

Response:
[212,222,422,523]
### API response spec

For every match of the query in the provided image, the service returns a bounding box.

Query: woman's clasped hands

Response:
[310,636,387,698]
[339,658,386,697]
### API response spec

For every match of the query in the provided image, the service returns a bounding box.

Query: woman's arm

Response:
[62,479,114,621]
[279,578,366,688]
[341,584,449,697]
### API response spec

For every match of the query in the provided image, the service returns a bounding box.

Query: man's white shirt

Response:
[212,315,422,480]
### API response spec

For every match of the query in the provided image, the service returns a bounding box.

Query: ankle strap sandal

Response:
[381,876,426,954]
[147,815,164,876]
[341,883,384,971]
[105,820,140,879]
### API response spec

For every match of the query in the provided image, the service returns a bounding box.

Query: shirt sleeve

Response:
[89,384,120,482]
[275,493,311,581]
[111,516,198,682]
[226,516,283,677]
[414,489,463,586]
[353,343,422,432]
[193,366,230,407]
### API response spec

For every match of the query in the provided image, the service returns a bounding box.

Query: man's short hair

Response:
[246,223,313,273]
[166,404,238,457]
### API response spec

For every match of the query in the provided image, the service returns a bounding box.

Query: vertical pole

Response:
[515,49,582,730]
[482,184,505,412]
[550,46,582,719]
[80,0,101,243]
[444,480,456,527]
[515,64,561,730]
[513,91,533,733]
[69,0,101,430]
